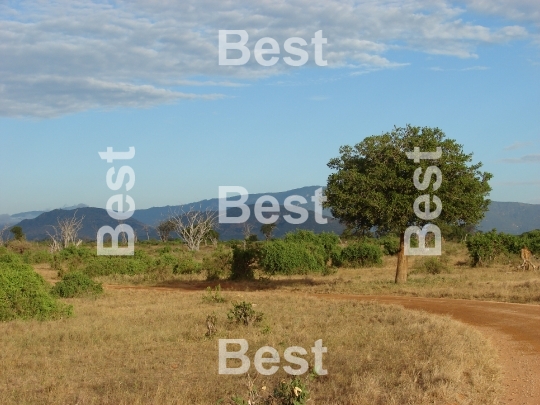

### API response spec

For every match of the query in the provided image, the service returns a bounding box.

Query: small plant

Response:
[272,377,309,405]
[229,375,309,405]
[51,271,103,298]
[413,256,450,275]
[227,301,263,326]
[203,285,226,303]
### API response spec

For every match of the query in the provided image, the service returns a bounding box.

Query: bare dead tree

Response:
[242,222,254,248]
[0,224,12,246]
[169,206,218,251]
[47,210,84,252]
[141,224,151,240]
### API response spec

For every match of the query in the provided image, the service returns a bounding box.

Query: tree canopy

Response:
[324,125,492,282]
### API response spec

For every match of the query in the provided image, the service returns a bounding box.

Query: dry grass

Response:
[0,288,500,405]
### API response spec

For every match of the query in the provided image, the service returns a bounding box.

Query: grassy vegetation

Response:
[0,290,500,404]
[5,235,537,402]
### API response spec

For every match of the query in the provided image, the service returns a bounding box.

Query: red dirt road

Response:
[106,285,540,404]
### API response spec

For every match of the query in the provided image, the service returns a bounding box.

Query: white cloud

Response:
[0,0,533,117]
[504,141,534,150]
[501,154,540,163]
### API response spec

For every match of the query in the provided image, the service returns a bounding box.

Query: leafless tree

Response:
[242,222,254,248]
[169,206,218,251]
[0,224,11,246]
[47,210,84,252]
[141,224,151,240]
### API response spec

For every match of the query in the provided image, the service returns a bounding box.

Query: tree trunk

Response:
[395,232,408,284]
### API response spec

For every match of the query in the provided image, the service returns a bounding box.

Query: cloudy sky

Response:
[0,0,539,214]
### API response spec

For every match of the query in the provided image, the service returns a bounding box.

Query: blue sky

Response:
[0,0,539,215]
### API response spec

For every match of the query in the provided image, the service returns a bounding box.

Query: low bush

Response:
[51,271,103,298]
[173,255,203,275]
[203,248,231,280]
[227,301,263,326]
[0,260,72,321]
[338,242,382,267]
[379,236,400,255]
[259,240,325,275]
[412,256,450,275]
[284,230,340,262]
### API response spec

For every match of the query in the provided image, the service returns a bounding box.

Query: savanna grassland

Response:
[2,233,539,404]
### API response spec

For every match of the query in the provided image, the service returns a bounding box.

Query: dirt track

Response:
[106,284,540,404]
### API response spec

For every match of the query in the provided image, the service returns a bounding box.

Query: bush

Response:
[22,249,53,264]
[174,255,203,275]
[230,245,258,280]
[227,301,263,326]
[338,242,382,267]
[202,248,231,280]
[259,240,326,275]
[81,256,149,277]
[466,230,506,266]
[412,256,450,275]
[51,271,103,298]
[0,261,72,321]
[284,230,340,262]
[379,236,400,255]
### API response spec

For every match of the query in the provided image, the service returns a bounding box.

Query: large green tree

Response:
[325,125,492,283]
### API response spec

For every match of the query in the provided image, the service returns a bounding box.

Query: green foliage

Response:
[51,271,103,298]
[466,230,508,266]
[227,301,263,326]
[231,377,309,405]
[173,257,202,275]
[379,236,400,255]
[258,240,325,275]
[412,256,450,275]
[272,377,309,405]
[10,226,25,241]
[202,285,226,303]
[325,125,492,236]
[81,256,149,277]
[22,249,53,264]
[230,245,258,280]
[0,260,72,321]
[337,241,382,268]
[260,223,277,240]
[247,234,259,242]
[521,230,540,255]
[466,229,540,266]
[203,248,231,280]
[283,230,340,262]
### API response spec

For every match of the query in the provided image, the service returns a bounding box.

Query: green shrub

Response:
[230,245,258,280]
[174,254,203,275]
[202,285,226,303]
[81,256,149,277]
[272,377,309,405]
[259,240,325,275]
[466,230,506,266]
[379,236,400,255]
[0,261,72,321]
[412,256,450,275]
[22,249,53,264]
[227,301,263,326]
[203,248,231,280]
[284,230,340,262]
[51,271,103,298]
[338,242,382,267]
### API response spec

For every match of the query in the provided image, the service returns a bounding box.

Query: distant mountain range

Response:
[2,187,539,240]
